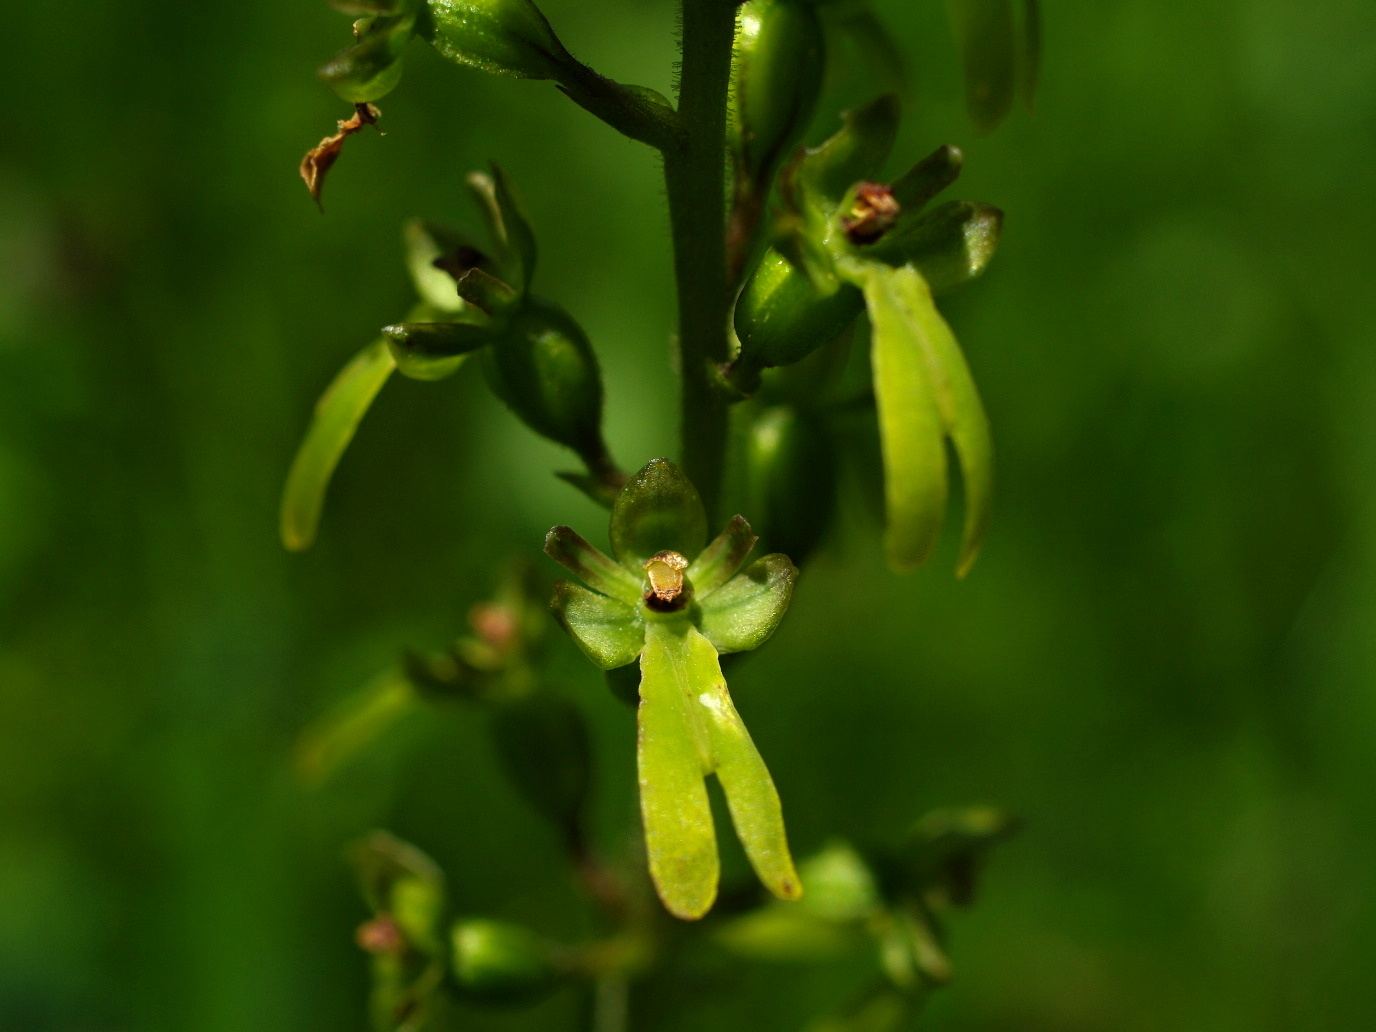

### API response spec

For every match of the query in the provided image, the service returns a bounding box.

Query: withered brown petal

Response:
[299,103,381,210]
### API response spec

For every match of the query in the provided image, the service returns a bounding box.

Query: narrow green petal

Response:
[698,554,797,654]
[639,621,718,919]
[860,268,948,570]
[687,514,757,598]
[682,627,801,903]
[610,458,709,567]
[551,581,644,670]
[544,526,644,604]
[280,337,396,551]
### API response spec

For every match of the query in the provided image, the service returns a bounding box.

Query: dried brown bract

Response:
[299,102,381,210]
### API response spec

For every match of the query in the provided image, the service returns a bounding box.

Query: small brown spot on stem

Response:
[299,102,381,210]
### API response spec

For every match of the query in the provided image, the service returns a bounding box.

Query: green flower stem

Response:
[664,0,737,519]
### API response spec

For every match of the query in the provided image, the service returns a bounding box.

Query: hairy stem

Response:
[664,0,737,518]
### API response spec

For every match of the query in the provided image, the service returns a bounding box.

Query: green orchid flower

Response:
[545,458,802,920]
[731,98,998,576]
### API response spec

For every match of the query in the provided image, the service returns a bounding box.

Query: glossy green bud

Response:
[734,248,864,372]
[747,405,838,564]
[423,0,573,81]
[731,0,826,187]
[450,919,559,1003]
[320,9,418,103]
[479,297,612,473]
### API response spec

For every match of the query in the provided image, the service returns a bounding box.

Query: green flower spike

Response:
[546,458,803,920]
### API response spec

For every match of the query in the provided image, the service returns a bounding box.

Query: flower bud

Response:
[479,297,612,474]
[747,405,838,564]
[422,0,573,80]
[450,918,559,1003]
[319,9,418,103]
[731,0,826,188]
[734,248,864,371]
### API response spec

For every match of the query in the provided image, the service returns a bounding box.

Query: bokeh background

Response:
[5,0,1376,1029]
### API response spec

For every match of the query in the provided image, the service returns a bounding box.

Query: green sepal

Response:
[421,0,573,81]
[550,580,643,670]
[947,0,1016,133]
[319,12,416,103]
[489,695,591,830]
[455,266,519,313]
[851,260,993,574]
[450,918,559,1003]
[280,336,396,551]
[609,458,709,567]
[544,525,644,604]
[731,0,826,187]
[638,622,801,919]
[382,320,492,380]
[480,297,609,468]
[877,201,1003,296]
[466,171,512,275]
[798,95,901,205]
[489,163,538,292]
[698,553,798,654]
[293,668,416,787]
[888,144,964,212]
[687,514,758,598]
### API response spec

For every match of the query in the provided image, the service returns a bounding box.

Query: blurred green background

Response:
[4,0,1376,1029]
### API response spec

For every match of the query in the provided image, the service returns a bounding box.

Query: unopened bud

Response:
[480,297,612,473]
[731,0,826,186]
[450,918,559,1003]
[423,0,574,81]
